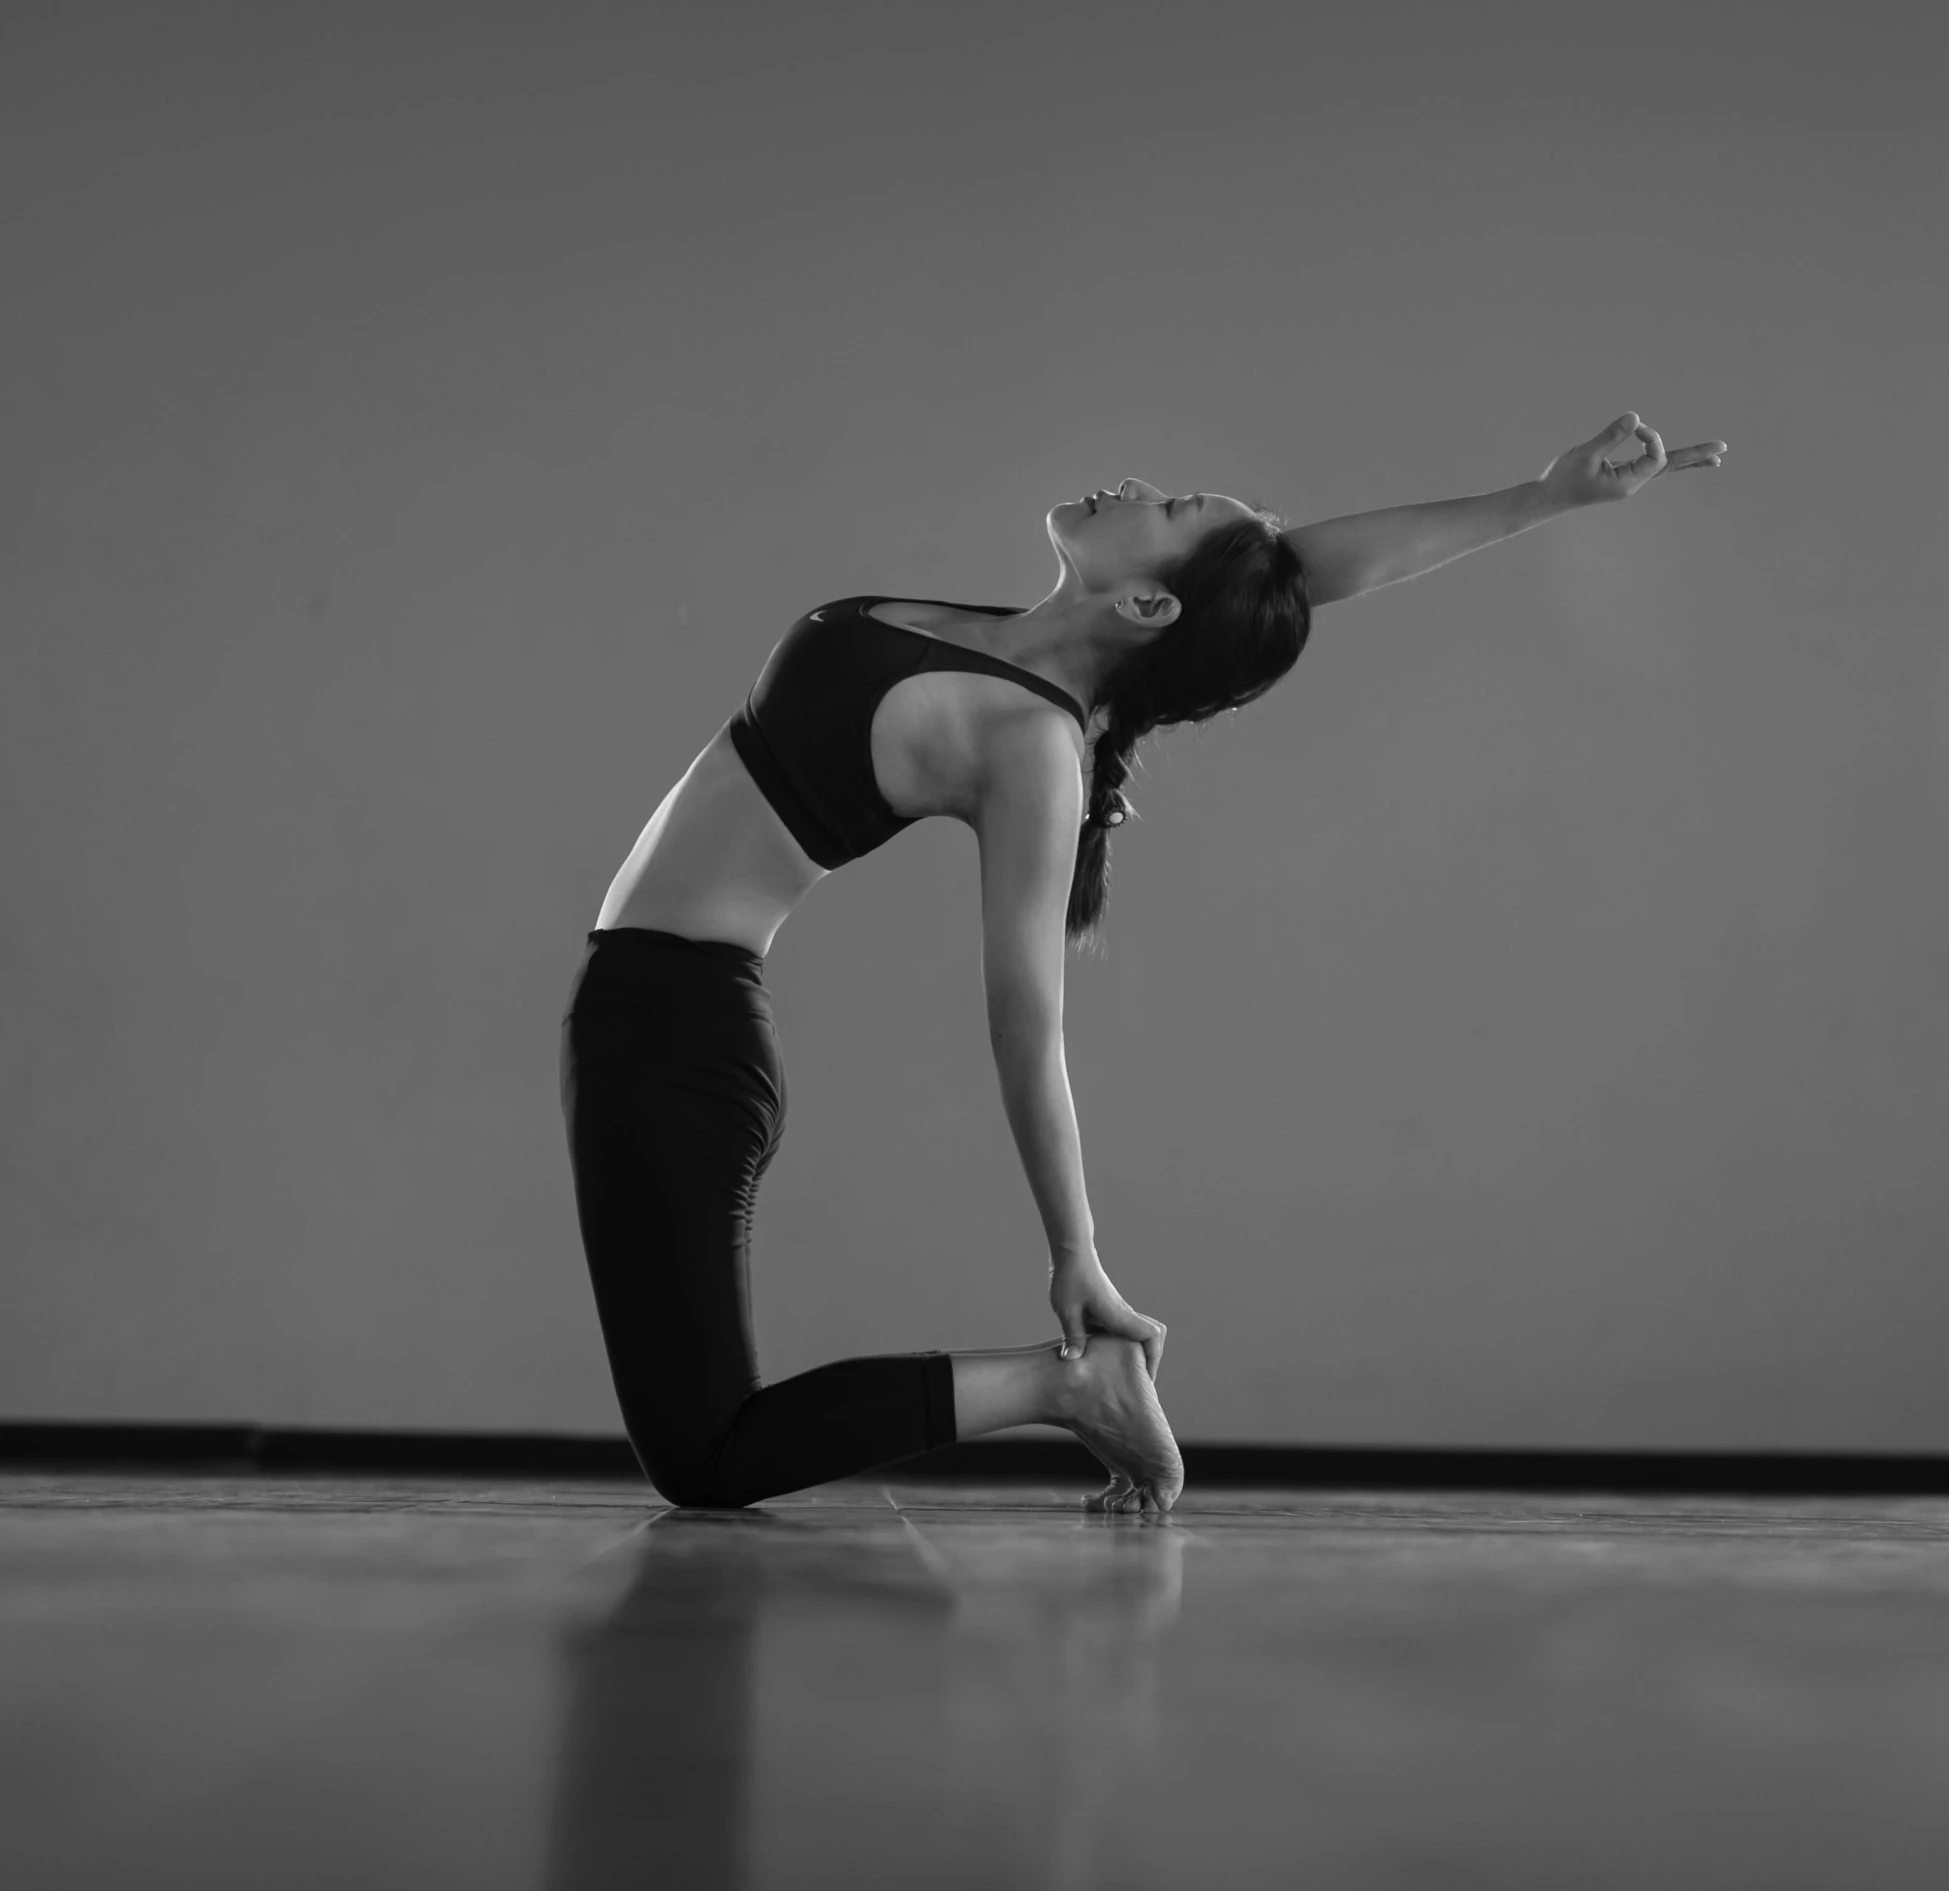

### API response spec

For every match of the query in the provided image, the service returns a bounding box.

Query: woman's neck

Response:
[951,581,1143,722]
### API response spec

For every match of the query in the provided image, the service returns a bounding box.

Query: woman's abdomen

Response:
[595,724,827,953]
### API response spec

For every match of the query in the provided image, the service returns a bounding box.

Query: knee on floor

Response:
[639,1443,755,1511]
[651,1473,757,1510]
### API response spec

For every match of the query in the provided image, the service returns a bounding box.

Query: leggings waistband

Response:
[586,927,766,979]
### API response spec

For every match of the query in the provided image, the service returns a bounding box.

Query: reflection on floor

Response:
[6,1473,1949,1888]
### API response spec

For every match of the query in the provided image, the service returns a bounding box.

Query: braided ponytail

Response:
[1065,514,1311,944]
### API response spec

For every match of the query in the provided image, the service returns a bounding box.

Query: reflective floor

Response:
[7,1472,1949,1888]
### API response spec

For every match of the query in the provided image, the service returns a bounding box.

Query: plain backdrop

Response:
[3,3,1944,1448]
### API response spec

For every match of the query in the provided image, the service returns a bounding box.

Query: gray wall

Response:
[4,4,1943,1447]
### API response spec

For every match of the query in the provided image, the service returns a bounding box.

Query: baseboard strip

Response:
[6,1421,1949,1495]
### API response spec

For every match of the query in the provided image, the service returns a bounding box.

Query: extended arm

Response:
[1285,414,1727,607]
[973,712,1165,1374]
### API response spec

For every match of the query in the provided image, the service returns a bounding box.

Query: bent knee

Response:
[651,1469,755,1510]
[637,1435,753,1510]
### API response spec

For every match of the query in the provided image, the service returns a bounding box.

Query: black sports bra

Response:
[727,595,1089,870]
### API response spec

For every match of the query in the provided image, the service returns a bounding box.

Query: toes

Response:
[1085,1475,1133,1513]
[1089,1479,1179,1517]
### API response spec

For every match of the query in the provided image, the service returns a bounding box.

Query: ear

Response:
[1117,587,1181,631]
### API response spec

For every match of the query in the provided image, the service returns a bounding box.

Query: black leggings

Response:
[559,927,957,1506]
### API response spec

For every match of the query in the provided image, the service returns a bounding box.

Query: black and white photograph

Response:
[3,3,1944,1885]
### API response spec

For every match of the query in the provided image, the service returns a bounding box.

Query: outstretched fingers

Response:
[1543,413,1725,509]
[1609,422,1734,489]
[1661,440,1729,474]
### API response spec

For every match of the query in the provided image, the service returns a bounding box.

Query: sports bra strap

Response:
[857,598,1089,729]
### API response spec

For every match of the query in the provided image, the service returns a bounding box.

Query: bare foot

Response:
[1053,1336,1184,1513]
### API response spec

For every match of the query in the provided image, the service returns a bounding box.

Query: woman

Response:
[561,412,1726,1513]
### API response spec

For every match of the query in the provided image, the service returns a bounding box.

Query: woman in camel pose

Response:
[561,412,1726,1512]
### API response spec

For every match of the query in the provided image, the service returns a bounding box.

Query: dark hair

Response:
[1066,512,1310,942]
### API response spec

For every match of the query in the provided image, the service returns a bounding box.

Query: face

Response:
[1047,478,1262,606]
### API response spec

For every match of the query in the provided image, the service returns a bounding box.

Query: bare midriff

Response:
[595,603,1084,958]
[594,722,827,957]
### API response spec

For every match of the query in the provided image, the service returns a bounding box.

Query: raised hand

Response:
[1539,412,1727,509]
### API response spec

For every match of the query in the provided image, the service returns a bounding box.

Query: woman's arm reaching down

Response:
[972,710,1167,1377]
[1285,413,1727,607]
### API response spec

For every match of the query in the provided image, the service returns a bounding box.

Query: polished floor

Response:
[6,1472,1949,1888]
